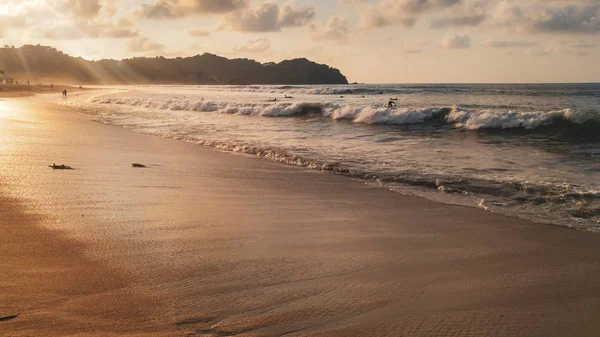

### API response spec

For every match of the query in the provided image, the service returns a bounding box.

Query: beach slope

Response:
[0,99,599,336]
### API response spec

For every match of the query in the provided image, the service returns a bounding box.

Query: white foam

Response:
[446,106,595,129]
[90,94,447,125]
[89,94,600,131]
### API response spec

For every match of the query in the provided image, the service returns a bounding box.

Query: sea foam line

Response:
[90,95,599,131]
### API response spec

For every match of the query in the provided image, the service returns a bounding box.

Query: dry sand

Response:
[0,85,89,98]
[1,98,599,336]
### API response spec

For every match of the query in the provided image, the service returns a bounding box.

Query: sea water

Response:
[61,83,600,231]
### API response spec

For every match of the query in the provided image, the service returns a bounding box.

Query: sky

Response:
[0,0,599,83]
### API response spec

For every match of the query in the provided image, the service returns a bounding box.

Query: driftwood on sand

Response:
[132,163,146,168]
[0,314,19,322]
[49,164,73,170]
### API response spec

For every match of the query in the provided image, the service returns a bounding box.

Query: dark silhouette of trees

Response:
[0,45,348,85]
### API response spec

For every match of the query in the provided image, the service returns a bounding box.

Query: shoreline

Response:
[1,98,600,336]
[67,86,600,232]
[0,84,90,98]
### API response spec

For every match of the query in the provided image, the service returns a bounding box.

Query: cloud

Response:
[482,38,536,48]
[51,0,110,18]
[441,33,471,48]
[528,42,594,57]
[233,38,271,53]
[279,3,316,27]
[138,0,176,19]
[490,1,600,35]
[189,29,210,37]
[338,0,367,4]
[127,36,164,52]
[431,14,485,28]
[43,25,85,40]
[310,15,350,43]
[42,18,139,40]
[0,14,26,38]
[571,42,597,49]
[219,2,315,32]
[534,4,600,34]
[103,26,139,38]
[359,0,462,28]
[139,0,248,19]
[359,7,416,28]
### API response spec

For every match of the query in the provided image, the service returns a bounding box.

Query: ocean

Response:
[61,83,600,231]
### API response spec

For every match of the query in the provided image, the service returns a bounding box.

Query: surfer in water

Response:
[388,100,397,108]
[62,89,67,97]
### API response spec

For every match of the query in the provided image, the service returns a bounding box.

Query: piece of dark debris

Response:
[49,163,73,170]
[0,314,19,322]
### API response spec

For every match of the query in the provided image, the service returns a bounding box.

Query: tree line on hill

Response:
[0,45,348,85]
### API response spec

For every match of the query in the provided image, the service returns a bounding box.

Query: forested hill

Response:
[0,45,348,85]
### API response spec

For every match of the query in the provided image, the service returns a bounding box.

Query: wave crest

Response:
[90,95,599,134]
[447,106,598,130]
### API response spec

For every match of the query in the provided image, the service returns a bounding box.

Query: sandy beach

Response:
[1,98,600,336]
[0,85,89,98]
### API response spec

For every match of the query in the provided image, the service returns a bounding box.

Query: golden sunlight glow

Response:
[0,0,38,15]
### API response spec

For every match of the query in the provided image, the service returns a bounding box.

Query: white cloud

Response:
[219,2,315,32]
[359,0,462,28]
[490,1,600,34]
[310,15,350,43]
[139,0,248,19]
[52,0,104,18]
[534,4,600,34]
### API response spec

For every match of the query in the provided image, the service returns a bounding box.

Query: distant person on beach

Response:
[50,84,53,89]
[62,89,67,97]
[388,100,397,108]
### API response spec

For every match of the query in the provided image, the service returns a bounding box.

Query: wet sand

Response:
[1,99,599,336]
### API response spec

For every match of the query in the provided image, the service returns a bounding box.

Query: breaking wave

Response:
[91,96,600,134]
